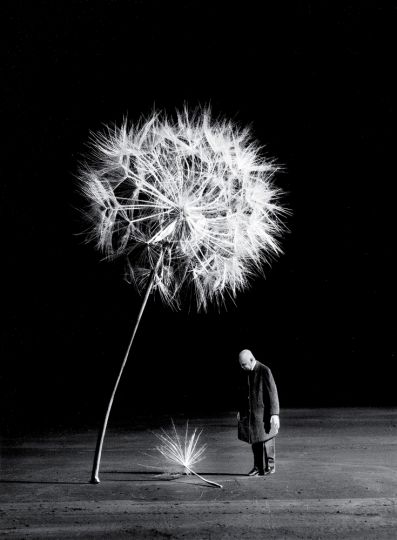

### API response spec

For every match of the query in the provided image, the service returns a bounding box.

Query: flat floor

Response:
[1,408,397,538]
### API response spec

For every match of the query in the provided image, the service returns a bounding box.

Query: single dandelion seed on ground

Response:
[154,420,222,488]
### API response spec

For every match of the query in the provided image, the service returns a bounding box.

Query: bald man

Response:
[237,349,280,476]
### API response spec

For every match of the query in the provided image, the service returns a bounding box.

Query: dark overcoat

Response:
[237,361,279,444]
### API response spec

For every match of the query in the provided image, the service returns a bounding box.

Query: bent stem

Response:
[185,465,223,489]
[90,260,161,484]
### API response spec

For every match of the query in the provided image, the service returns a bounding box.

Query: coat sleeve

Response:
[263,367,280,416]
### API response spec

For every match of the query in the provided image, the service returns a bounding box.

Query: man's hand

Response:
[270,415,280,430]
[237,412,240,421]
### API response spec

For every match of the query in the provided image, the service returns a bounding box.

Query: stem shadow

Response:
[0,480,89,485]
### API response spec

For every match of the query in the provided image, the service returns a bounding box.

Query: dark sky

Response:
[2,1,396,429]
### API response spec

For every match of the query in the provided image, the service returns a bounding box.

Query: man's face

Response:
[239,352,254,371]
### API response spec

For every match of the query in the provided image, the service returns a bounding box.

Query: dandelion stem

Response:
[90,256,162,484]
[184,465,223,489]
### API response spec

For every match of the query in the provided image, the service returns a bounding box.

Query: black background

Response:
[2,1,396,430]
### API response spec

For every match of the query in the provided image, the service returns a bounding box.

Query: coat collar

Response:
[248,360,259,376]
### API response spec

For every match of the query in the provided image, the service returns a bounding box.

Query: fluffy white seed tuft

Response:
[154,420,207,474]
[79,108,287,309]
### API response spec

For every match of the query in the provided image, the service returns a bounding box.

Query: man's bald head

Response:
[239,349,256,371]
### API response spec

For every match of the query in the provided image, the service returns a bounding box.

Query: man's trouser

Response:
[252,438,276,472]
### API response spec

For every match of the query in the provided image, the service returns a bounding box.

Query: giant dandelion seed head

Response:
[79,107,287,310]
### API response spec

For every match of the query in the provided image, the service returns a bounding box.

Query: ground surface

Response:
[1,408,397,538]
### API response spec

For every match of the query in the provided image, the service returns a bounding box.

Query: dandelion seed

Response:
[154,421,222,488]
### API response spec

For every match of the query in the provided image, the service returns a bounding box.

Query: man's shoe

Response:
[247,467,259,476]
[249,468,265,477]
[264,467,276,475]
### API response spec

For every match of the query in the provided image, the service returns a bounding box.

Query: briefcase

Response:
[238,417,279,443]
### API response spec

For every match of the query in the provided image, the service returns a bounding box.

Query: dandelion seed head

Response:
[80,107,287,309]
